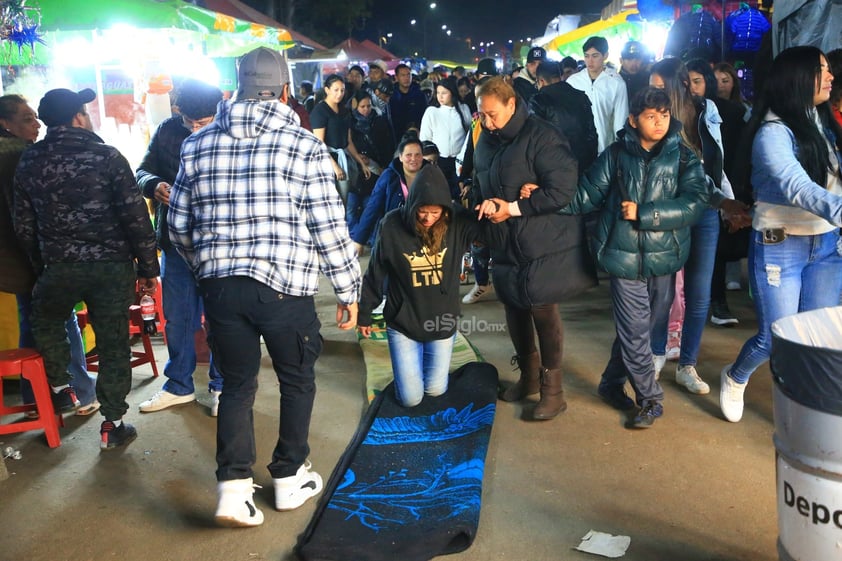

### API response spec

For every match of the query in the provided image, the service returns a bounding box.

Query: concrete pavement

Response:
[0,276,778,561]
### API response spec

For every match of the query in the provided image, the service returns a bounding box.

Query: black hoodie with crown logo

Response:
[358,165,483,341]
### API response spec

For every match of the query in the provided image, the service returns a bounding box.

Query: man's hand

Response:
[154,182,171,205]
[476,198,511,223]
[358,325,372,338]
[337,302,358,330]
[353,242,365,257]
[620,201,638,221]
[137,276,158,295]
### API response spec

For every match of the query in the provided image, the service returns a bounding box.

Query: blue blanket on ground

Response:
[296,361,499,561]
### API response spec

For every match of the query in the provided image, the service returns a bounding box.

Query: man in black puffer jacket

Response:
[530,61,599,177]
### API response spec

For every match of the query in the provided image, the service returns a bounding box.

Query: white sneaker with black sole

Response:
[274,460,323,511]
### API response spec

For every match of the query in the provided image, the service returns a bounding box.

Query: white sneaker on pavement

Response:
[210,390,221,417]
[676,365,710,394]
[138,390,196,413]
[653,354,666,381]
[462,283,495,304]
[274,460,323,511]
[720,364,748,422]
[215,478,264,527]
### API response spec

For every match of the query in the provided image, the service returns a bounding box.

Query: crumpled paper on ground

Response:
[575,530,631,558]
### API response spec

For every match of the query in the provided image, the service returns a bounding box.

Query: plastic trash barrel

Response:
[771,306,842,561]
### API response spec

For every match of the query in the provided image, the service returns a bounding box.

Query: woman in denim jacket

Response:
[720,46,842,422]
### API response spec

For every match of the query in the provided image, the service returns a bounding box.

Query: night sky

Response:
[366,0,601,44]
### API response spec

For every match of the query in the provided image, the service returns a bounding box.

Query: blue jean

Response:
[200,277,323,481]
[17,294,97,406]
[386,327,455,407]
[470,242,490,286]
[730,229,842,383]
[161,248,221,395]
[601,275,673,406]
[651,208,719,366]
[346,192,370,242]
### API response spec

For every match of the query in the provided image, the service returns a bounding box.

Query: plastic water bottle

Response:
[140,294,157,335]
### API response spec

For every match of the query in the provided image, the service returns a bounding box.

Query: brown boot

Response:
[533,367,567,420]
[499,352,540,402]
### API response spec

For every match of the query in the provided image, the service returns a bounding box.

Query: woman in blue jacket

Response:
[721,46,842,422]
[351,136,426,251]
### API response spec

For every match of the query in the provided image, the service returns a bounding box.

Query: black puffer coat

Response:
[474,98,597,309]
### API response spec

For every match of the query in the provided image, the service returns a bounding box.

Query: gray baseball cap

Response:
[236,47,290,101]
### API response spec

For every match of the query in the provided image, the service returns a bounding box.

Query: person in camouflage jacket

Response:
[13,88,159,450]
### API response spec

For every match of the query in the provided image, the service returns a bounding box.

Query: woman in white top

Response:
[720,46,842,422]
[420,76,472,198]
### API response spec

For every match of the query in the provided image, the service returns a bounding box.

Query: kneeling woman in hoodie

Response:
[358,165,483,406]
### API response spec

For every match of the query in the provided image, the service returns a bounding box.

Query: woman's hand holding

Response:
[520,183,539,199]
[333,162,346,181]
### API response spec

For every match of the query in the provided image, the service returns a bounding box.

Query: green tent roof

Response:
[2,0,294,64]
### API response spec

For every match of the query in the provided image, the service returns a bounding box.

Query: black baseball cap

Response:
[38,88,96,127]
[476,58,498,77]
[527,47,547,63]
[622,41,645,59]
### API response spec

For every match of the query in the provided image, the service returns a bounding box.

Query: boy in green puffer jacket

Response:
[560,86,708,428]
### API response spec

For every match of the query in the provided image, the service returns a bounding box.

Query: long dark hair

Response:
[650,57,702,154]
[747,46,842,185]
[415,206,451,256]
[685,58,717,101]
[435,77,470,132]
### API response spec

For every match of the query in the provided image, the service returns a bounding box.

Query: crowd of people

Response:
[3,31,842,528]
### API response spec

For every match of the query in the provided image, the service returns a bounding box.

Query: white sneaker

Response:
[653,354,666,381]
[462,283,495,304]
[274,460,323,511]
[676,365,710,395]
[372,297,386,315]
[210,390,221,417]
[720,364,747,422]
[215,478,264,527]
[138,390,196,413]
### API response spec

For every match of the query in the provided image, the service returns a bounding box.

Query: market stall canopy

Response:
[602,0,638,19]
[203,0,325,50]
[332,38,399,67]
[772,0,841,55]
[540,9,643,58]
[2,0,296,65]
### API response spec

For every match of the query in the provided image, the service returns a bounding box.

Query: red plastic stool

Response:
[86,305,159,377]
[0,348,63,448]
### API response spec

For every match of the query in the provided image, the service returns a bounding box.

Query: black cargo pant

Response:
[31,261,136,421]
